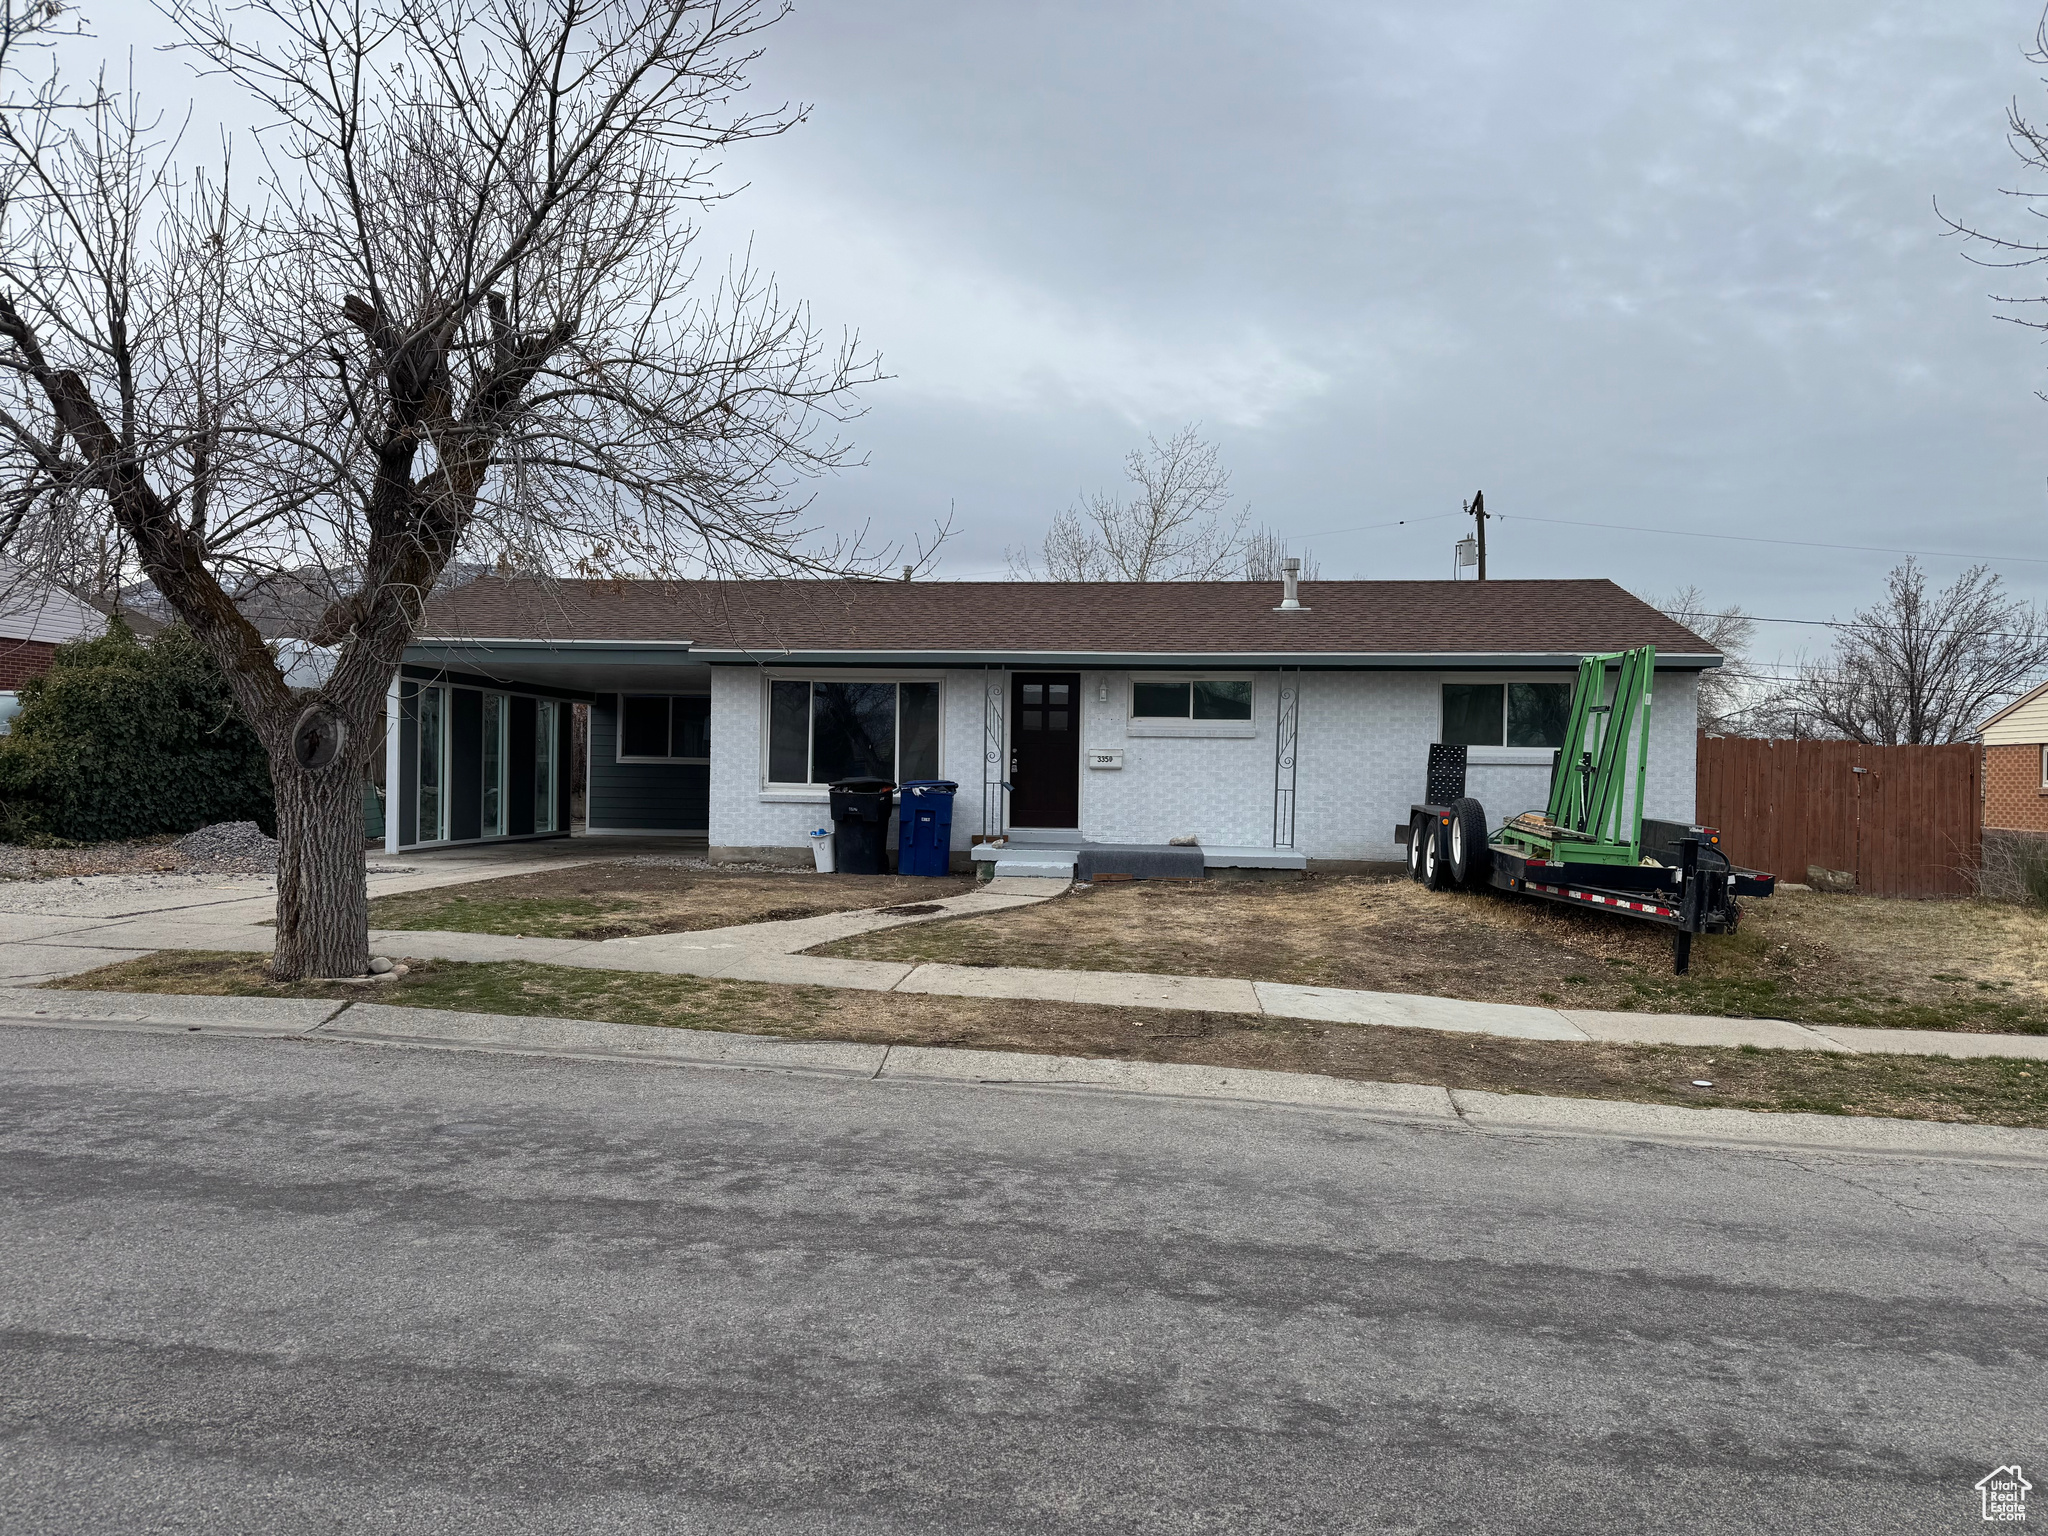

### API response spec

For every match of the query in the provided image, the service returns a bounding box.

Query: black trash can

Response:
[827,777,896,875]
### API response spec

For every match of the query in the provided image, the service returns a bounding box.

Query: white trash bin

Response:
[809,829,835,873]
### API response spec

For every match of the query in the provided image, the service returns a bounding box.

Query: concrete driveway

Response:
[3,1025,2041,1534]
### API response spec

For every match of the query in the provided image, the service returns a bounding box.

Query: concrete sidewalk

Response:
[9,987,2048,1167]
[3,864,2045,1063]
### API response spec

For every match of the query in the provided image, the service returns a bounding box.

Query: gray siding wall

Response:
[589,696,709,832]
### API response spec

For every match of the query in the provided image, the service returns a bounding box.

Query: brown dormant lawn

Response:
[816,876,2048,1034]
[366,863,975,941]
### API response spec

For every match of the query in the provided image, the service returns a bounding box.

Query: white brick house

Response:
[393,575,1717,867]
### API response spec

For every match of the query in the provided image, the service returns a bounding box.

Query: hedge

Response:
[0,621,275,843]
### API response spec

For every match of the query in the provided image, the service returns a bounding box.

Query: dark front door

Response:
[1010,672,1080,828]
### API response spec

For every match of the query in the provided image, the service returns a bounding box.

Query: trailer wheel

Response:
[1447,797,1490,889]
[1406,813,1428,881]
[1422,818,1453,890]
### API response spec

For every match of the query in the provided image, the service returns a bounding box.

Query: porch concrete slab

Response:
[0,987,344,1033]
[1809,1026,2048,1060]
[0,944,154,985]
[1564,1010,1848,1052]
[323,1003,890,1076]
[1254,981,1588,1041]
[878,1046,1459,1121]
[1447,1087,2048,1165]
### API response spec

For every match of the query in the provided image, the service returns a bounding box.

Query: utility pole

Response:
[1465,490,1488,580]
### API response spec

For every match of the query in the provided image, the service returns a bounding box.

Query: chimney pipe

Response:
[901,564,913,582]
[1274,556,1307,612]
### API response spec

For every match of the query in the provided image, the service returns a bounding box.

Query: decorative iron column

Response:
[1272,670,1300,849]
[983,674,1007,838]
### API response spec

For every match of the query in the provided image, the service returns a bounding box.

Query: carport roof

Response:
[416,576,1719,667]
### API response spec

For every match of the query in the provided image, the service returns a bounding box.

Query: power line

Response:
[1496,512,2048,567]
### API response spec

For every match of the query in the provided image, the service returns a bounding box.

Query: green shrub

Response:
[0,621,274,843]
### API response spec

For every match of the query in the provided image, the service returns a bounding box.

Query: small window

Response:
[765,679,942,785]
[2041,743,2047,791]
[617,694,711,762]
[1443,681,1574,749]
[1130,678,1253,721]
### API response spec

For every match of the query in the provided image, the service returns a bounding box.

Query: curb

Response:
[6,990,2048,1167]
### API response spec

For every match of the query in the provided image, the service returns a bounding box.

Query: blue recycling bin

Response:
[896,780,959,876]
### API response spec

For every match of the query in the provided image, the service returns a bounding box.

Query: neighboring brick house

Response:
[389,575,1718,867]
[0,571,133,730]
[1980,679,2048,833]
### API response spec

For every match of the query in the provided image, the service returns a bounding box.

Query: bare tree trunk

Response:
[267,731,373,981]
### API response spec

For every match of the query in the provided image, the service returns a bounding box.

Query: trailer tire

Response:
[1447,797,1490,889]
[1406,813,1429,881]
[1422,818,1453,891]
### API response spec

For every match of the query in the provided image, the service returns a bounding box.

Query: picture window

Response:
[766,679,941,785]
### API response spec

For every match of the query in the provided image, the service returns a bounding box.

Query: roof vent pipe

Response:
[1274,556,1308,612]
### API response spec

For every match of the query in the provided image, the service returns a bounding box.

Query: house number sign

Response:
[1086,748,1124,770]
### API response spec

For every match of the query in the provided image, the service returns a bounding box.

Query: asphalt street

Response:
[1,1024,2042,1534]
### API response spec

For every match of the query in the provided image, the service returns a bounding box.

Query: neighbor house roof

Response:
[416,576,1719,668]
[1979,677,2048,742]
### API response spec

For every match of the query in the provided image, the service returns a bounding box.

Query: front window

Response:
[1442,681,1573,748]
[619,694,710,761]
[767,679,941,785]
[1131,677,1253,721]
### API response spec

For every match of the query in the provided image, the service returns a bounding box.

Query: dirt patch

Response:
[816,876,2048,1033]
[367,864,973,940]
[52,950,2048,1128]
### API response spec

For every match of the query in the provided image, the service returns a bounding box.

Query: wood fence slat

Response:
[1695,735,1979,897]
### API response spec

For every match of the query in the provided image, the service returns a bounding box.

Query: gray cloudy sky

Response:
[71,0,2048,667]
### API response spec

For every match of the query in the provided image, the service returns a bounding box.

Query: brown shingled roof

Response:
[418,577,1716,661]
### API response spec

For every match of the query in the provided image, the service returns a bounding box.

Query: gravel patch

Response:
[0,820,287,880]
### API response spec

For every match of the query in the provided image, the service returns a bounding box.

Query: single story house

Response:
[386,574,1718,868]
[1980,679,2048,836]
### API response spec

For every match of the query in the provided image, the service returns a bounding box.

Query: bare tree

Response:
[1008,425,1253,581]
[0,0,893,978]
[1771,562,2048,745]
[1240,526,1319,582]
[1645,585,1759,733]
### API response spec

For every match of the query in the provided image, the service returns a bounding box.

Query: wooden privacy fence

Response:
[1695,735,1982,898]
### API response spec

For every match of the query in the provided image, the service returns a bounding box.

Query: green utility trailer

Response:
[1395,645,1777,973]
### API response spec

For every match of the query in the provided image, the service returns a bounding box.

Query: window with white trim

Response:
[2040,742,2047,791]
[1441,681,1574,748]
[1131,676,1253,721]
[766,678,940,785]
[617,693,710,762]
